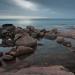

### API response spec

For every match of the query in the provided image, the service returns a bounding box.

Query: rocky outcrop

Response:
[9,46,34,57]
[0,65,74,75]
[15,35,37,48]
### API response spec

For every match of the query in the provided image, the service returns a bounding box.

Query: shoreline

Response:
[0,24,75,74]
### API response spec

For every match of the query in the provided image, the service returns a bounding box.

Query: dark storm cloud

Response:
[0,0,75,18]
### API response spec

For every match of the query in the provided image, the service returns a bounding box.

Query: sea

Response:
[0,19,75,72]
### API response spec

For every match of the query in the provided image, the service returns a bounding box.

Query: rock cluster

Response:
[0,24,38,65]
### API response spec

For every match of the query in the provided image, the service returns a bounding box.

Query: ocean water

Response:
[0,19,75,72]
[0,19,75,30]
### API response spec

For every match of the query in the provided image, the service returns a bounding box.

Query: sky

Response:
[0,0,75,18]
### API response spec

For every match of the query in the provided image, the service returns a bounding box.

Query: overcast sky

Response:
[0,0,75,18]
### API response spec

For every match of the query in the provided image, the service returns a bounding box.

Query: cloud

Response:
[13,0,38,11]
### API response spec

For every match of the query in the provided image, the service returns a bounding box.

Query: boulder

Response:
[31,32,39,38]
[15,35,37,48]
[26,26,35,32]
[39,32,45,38]
[14,33,23,41]
[51,28,58,34]
[63,41,72,47]
[0,52,3,57]
[2,38,14,47]
[2,55,15,62]
[9,46,35,57]
[45,33,57,40]
[56,36,64,44]
[15,27,25,34]
[16,46,34,56]
[2,24,15,32]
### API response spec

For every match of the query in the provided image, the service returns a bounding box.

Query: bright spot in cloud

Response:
[14,0,38,11]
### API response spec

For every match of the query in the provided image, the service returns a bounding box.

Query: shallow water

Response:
[0,19,75,72]
[21,39,75,72]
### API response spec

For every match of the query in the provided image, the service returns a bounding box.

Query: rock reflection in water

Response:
[0,52,34,72]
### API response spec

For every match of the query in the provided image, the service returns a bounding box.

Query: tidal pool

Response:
[24,39,75,72]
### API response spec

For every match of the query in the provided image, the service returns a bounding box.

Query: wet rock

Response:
[39,32,45,38]
[31,32,39,38]
[56,36,64,44]
[45,32,57,40]
[2,24,15,32]
[40,29,46,33]
[2,55,15,62]
[9,46,35,57]
[5,65,74,75]
[15,27,25,34]
[26,26,35,32]
[14,33,23,41]
[0,52,3,57]
[16,46,34,56]
[6,38,14,46]
[51,28,58,34]
[63,41,72,47]
[2,38,14,47]
[15,35,37,48]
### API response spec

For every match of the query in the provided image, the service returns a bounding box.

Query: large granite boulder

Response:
[15,35,37,48]
[9,46,35,57]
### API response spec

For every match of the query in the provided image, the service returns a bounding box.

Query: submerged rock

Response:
[56,36,64,44]
[63,41,72,47]
[45,32,57,40]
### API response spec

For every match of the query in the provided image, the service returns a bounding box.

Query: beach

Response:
[0,19,75,75]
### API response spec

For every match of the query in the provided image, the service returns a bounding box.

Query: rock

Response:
[5,65,74,75]
[56,36,64,44]
[6,38,14,46]
[2,55,15,62]
[1,29,15,40]
[51,28,58,34]
[2,38,14,47]
[2,24,15,32]
[40,29,46,33]
[9,46,35,57]
[15,35,37,48]
[14,33,23,41]
[45,33,57,40]
[0,52,3,57]
[16,46,34,56]
[15,27,25,34]
[1,29,8,38]
[39,32,45,38]
[63,41,72,47]
[26,26,35,32]
[31,32,39,38]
